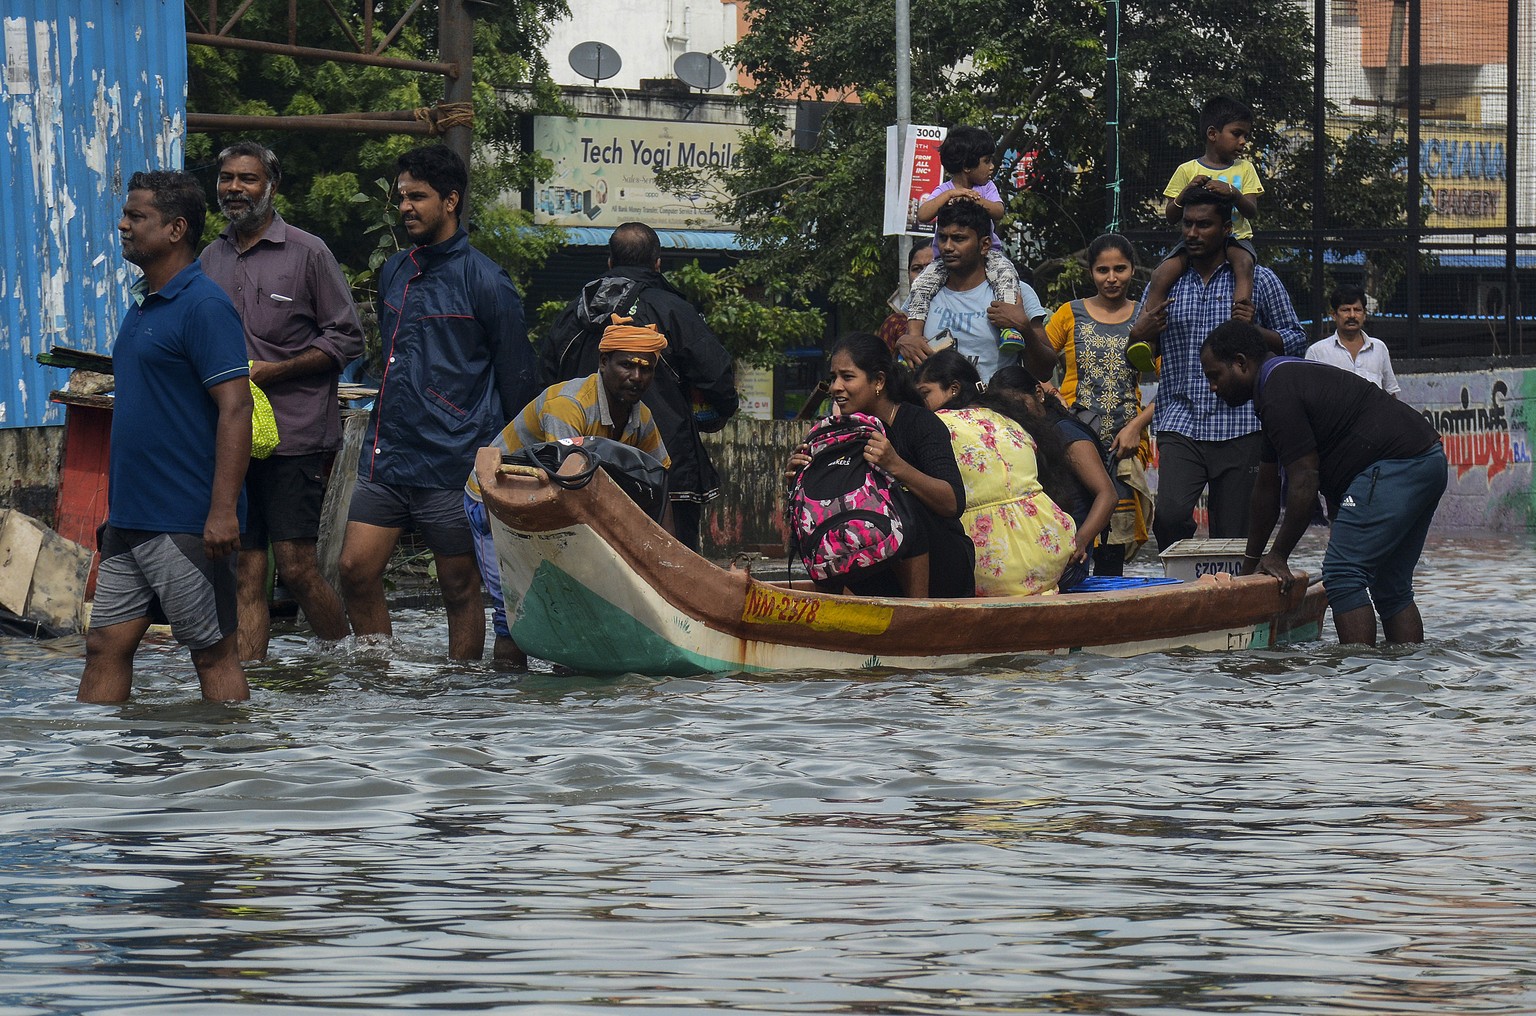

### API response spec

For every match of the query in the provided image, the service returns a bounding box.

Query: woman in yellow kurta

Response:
[914,351,1076,596]
[1043,233,1155,573]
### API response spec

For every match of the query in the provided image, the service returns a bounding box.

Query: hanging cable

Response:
[1105,0,1123,233]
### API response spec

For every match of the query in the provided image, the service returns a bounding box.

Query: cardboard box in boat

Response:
[1160,538,1249,581]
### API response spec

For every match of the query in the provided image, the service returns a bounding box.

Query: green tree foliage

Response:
[1262,114,1422,308]
[666,261,825,367]
[656,0,1318,329]
[1116,0,1315,227]
[187,0,568,283]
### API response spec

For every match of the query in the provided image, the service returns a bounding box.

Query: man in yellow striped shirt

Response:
[465,318,671,665]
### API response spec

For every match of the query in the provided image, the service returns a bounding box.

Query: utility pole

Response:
[439,0,474,168]
[1504,0,1520,353]
[1105,0,1121,231]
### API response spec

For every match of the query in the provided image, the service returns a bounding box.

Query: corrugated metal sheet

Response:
[0,1,185,429]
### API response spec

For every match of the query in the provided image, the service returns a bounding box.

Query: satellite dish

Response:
[674,51,727,91]
[569,42,621,85]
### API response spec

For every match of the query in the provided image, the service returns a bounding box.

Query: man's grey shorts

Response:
[92,525,238,650]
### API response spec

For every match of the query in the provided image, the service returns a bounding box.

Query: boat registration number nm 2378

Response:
[742,584,893,636]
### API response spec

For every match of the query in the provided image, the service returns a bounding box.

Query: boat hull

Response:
[477,448,1328,676]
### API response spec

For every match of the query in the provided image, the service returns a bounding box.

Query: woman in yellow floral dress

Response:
[914,351,1076,596]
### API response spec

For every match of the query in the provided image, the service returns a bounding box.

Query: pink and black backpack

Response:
[787,412,909,583]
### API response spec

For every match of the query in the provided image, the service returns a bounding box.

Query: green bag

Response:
[250,379,279,459]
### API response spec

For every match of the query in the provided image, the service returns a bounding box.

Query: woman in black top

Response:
[786,333,975,598]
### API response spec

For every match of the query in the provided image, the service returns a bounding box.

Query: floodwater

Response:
[2,531,1533,1015]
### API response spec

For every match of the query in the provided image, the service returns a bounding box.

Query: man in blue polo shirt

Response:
[1127,189,1307,549]
[77,171,254,704]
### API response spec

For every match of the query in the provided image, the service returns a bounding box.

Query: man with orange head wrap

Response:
[537,222,738,551]
[464,316,671,665]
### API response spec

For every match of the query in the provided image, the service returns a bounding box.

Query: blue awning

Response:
[1321,250,1533,268]
[1434,253,1535,268]
[558,226,746,251]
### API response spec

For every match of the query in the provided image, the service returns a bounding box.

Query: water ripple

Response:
[0,533,1533,1012]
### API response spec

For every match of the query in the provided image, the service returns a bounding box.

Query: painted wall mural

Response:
[1400,369,1534,530]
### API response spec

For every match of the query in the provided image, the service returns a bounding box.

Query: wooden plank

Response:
[50,390,115,410]
[27,527,92,633]
[38,345,115,373]
[317,410,368,593]
[0,510,44,616]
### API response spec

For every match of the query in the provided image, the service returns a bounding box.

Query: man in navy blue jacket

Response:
[339,144,537,660]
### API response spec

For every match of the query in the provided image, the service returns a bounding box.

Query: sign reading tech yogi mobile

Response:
[531,115,747,231]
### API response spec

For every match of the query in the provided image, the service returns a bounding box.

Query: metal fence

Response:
[1114,0,1532,359]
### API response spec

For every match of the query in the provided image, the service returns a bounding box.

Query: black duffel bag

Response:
[504,436,670,522]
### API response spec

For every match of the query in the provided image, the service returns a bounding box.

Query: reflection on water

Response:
[2,533,1534,1013]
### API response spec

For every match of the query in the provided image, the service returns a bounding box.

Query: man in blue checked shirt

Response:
[1127,189,1307,549]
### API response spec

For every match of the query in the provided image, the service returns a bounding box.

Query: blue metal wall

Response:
[0,1,186,429]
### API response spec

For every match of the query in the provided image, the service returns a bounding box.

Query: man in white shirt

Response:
[895,197,1054,382]
[1305,285,1399,396]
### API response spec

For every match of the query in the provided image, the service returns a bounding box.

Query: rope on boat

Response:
[497,449,601,489]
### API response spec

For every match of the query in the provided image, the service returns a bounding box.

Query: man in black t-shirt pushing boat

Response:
[1199,320,1446,647]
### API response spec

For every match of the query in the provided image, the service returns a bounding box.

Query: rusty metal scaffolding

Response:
[183,0,476,162]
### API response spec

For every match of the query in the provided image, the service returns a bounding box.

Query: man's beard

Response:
[220,185,274,232]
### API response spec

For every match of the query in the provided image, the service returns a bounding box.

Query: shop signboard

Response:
[737,365,774,421]
[531,115,747,230]
[1417,122,1508,229]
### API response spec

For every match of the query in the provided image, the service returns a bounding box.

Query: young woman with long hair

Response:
[785,333,975,598]
[1042,232,1156,573]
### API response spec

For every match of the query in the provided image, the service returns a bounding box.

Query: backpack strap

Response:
[547,275,652,382]
[1254,354,1306,405]
[805,412,885,456]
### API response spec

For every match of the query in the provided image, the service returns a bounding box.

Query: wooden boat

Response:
[475,447,1328,676]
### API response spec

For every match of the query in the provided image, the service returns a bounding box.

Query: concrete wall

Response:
[700,418,803,559]
[1400,367,1535,529]
[0,426,64,525]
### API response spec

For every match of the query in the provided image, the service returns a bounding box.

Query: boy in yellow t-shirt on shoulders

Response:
[1129,96,1263,372]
